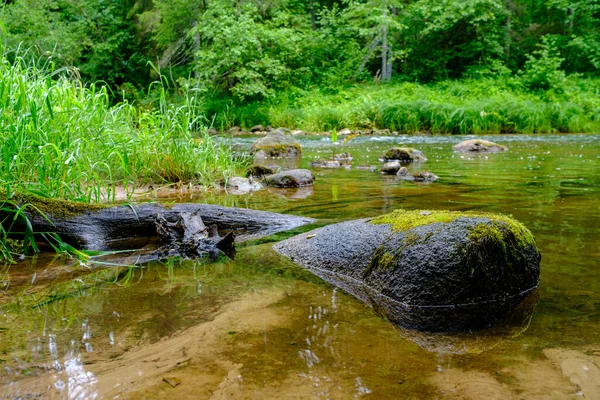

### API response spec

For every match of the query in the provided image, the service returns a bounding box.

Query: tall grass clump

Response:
[0,48,245,203]
[0,45,246,262]
[208,78,600,134]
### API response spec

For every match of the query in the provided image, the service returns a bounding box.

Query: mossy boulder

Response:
[274,209,540,332]
[264,169,314,188]
[382,147,426,162]
[452,139,507,153]
[249,130,302,158]
[246,163,276,178]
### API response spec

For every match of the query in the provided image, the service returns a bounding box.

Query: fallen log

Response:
[5,195,315,251]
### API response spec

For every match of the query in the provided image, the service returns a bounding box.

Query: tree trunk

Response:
[381,12,388,81]
[5,201,315,251]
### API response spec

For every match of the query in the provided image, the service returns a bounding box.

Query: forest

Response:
[1,0,600,131]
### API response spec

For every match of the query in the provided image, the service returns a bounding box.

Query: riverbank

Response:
[206,77,600,135]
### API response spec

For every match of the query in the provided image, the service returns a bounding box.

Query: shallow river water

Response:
[1,134,599,399]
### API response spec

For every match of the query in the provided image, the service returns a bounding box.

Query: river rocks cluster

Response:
[396,167,438,182]
[275,209,541,332]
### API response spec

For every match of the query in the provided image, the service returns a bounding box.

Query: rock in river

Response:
[453,139,507,153]
[274,209,541,332]
[249,129,302,158]
[397,167,439,182]
[382,147,427,162]
[381,161,402,174]
[264,169,315,188]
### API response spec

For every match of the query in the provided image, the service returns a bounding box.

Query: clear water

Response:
[1,134,599,399]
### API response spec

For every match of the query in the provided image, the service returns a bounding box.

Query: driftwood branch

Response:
[5,202,315,251]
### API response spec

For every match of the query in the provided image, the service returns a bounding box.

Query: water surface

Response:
[1,134,599,399]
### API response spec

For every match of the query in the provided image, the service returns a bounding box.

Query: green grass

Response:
[0,47,246,262]
[206,77,600,134]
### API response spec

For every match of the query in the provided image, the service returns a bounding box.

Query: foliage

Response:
[1,0,599,100]
[211,77,600,133]
[519,36,566,92]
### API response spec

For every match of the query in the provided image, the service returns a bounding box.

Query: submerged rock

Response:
[250,130,302,158]
[382,147,427,162]
[274,209,541,332]
[309,159,342,168]
[264,169,315,188]
[397,167,439,182]
[355,165,377,172]
[453,139,507,153]
[332,152,353,161]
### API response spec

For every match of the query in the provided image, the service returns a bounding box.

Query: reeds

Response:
[0,47,244,202]
[0,46,245,262]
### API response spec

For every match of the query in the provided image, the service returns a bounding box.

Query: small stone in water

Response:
[163,377,181,388]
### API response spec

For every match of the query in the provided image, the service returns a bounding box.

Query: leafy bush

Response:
[519,36,567,92]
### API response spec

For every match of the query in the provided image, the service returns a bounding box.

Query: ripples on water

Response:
[1,134,599,398]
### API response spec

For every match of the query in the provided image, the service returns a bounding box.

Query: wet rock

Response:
[309,159,341,168]
[227,126,241,135]
[452,139,507,153]
[338,128,353,135]
[381,161,402,174]
[225,177,263,194]
[265,125,273,132]
[291,129,305,136]
[332,152,353,161]
[250,130,302,158]
[275,209,541,332]
[246,163,276,178]
[250,124,264,133]
[382,147,427,162]
[264,169,314,188]
[374,129,391,135]
[397,167,439,182]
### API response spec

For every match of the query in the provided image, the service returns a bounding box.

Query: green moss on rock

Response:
[246,163,276,177]
[370,209,462,231]
[370,209,536,250]
[12,192,111,218]
[382,147,426,162]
